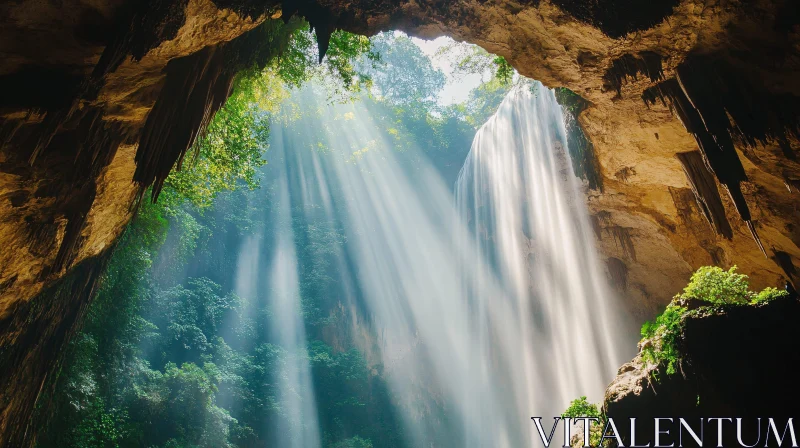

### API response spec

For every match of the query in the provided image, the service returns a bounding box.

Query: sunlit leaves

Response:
[493,56,514,85]
[368,33,445,108]
[164,23,379,208]
[435,41,515,86]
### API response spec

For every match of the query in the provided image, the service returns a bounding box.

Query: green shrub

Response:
[640,265,791,378]
[752,286,788,304]
[680,266,750,304]
[562,396,604,447]
[562,396,601,419]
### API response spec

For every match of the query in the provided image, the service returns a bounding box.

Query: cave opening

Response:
[10,27,636,447]
[2,1,800,447]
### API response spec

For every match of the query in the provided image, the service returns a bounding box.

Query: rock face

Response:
[604,296,800,447]
[0,0,266,319]
[0,0,269,444]
[0,0,798,444]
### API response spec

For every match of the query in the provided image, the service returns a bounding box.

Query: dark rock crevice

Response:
[549,0,679,38]
[675,150,733,240]
[603,52,664,97]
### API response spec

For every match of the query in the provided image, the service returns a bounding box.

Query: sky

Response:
[408,35,488,106]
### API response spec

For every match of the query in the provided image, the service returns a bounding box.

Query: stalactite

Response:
[636,51,800,257]
[603,51,664,96]
[591,211,613,241]
[675,151,733,239]
[0,252,113,448]
[772,250,797,282]
[669,186,727,265]
[281,0,337,61]
[605,226,637,261]
[707,246,725,265]
[45,109,128,274]
[134,45,234,199]
[785,178,800,193]
[0,119,24,151]
[606,257,629,291]
[134,19,301,201]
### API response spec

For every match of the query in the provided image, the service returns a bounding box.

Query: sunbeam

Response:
[227,80,635,446]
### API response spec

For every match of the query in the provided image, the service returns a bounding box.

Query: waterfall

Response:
[454,82,631,443]
[232,82,632,447]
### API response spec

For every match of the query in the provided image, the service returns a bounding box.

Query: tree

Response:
[367,33,446,107]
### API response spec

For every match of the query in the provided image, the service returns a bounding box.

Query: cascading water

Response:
[232,81,633,447]
[454,83,631,442]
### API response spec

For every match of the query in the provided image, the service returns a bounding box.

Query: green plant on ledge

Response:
[640,265,789,377]
[640,303,686,375]
[562,396,605,447]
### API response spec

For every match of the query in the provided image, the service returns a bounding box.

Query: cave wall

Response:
[1,0,799,443]
[0,1,270,444]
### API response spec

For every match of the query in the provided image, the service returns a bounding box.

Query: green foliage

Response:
[640,304,687,375]
[436,43,515,86]
[562,396,604,448]
[462,77,512,128]
[368,33,446,108]
[554,87,588,117]
[163,81,270,209]
[70,399,130,448]
[562,396,601,419]
[639,265,790,378]
[324,30,380,92]
[165,22,378,208]
[752,286,788,304]
[329,436,374,448]
[279,25,380,102]
[41,25,524,448]
[679,265,751,304]
[493,56,514,85]
[677,265,788,305]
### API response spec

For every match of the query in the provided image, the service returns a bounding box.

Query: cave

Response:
[1,0,799,446]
